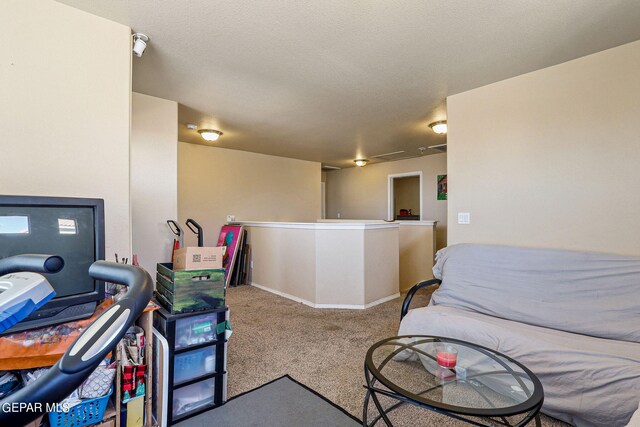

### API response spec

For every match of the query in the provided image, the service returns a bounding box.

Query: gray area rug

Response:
[174,375,361,427]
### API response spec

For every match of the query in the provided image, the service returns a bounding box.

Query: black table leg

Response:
[363,388,370,426]
[364,365,394,426]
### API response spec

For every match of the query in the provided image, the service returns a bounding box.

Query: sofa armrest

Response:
[400,278,441,320]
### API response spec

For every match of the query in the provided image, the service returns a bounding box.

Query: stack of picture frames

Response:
[216,225,251,287]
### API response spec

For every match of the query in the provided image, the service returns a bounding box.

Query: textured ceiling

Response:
[57,0,640,168]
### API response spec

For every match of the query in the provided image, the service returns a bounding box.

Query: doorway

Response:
[388,172,423,221]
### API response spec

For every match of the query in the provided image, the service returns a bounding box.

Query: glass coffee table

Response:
[363,336,544,426]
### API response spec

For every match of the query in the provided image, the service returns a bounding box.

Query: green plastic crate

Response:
[155,263,225,314]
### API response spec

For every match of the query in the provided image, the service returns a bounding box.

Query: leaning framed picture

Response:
[216,225,244,286]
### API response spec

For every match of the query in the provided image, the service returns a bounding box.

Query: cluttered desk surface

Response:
[0,299,158,371]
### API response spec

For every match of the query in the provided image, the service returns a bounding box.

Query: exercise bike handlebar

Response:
[0,254,65,276]
[0,261,154,426]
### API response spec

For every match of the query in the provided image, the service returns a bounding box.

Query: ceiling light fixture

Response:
[198,129,223,142]
[429,120,447,135]
[132,33,150,58]
[354,159,368,167]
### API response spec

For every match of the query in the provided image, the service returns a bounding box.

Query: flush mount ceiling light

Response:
[198,129,223,142]
[429,120,447,135]
[132,33,149,57]
[354,159,368,167]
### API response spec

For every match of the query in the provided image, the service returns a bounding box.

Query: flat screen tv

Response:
[0,195,105,333]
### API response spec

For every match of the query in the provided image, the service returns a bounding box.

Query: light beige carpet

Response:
[226,286,568,426]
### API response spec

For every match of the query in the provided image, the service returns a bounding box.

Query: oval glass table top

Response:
[365,336,544,416]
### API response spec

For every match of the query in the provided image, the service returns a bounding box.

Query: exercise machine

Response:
[0,254,63,334]
[0,255,154,425]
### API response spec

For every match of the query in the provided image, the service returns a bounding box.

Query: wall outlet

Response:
[457,212,471,225]
[250,261,254,269]
[337,212,341,218]
[226,215,236,222]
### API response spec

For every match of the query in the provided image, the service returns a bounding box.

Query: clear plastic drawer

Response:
[172,378,216,418]
[173,345,217,385]
[174,313,218,350]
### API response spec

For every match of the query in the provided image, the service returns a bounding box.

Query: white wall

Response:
[447,40,640,255]
[0,0,132,258]
[131,93,178,275]
[325,154,447,249]
[178,143,322,247]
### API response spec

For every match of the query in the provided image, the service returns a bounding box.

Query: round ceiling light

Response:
[429,120,447,134]
[354,159,368,167]
[198,129,223,142]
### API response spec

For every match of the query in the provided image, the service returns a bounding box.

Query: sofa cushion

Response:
[431,244,640,343]
[399,304,640,427]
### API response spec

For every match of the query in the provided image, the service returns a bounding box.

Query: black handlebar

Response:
[167,220,183,237]
[0,254,64,276]
[185,218,203,247]
[0,261,154,426]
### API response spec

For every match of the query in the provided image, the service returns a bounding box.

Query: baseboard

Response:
[364,293,401,308]
[250,283,316,308]
[313,303,367,309]
[250,283,400,309]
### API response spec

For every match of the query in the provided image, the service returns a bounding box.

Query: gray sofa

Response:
[398,243,640,427]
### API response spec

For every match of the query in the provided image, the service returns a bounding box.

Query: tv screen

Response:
[0,195,105,332]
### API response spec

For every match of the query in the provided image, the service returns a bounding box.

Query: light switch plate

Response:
[458,212,471,225]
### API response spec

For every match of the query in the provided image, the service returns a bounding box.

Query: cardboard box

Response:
[173,246,225,271]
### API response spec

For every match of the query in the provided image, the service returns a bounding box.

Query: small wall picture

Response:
[437,175,447,200]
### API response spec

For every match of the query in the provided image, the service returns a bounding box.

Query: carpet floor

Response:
[226,286,569,426]
[175,376,360,427]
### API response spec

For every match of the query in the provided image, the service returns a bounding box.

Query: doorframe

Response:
[321,182,326,219]
[388,171,423,221]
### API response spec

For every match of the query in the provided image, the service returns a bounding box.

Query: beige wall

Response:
[325,154,447,249]
[315,229,364,305]
[131,93,178,275]
[245,222,399,307]
[0,0,132,257]
[363,228,399,304]
[319,219,437,288]
[399,223,436,291]
[178,143,321,246]
[447,40,640,255]
[249,226,317,303]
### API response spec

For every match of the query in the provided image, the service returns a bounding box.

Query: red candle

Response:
[436,349,457,368]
